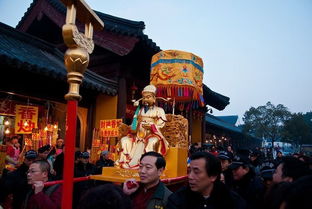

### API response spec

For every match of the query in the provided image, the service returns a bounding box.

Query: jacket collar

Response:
[151,181,165,199]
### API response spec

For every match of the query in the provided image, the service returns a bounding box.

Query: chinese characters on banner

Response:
[100,119,122,137]
[15,105,38,134]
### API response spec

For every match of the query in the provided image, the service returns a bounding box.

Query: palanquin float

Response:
[91,49,205,184]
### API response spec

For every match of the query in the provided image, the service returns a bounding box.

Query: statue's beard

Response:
[143,104,149,113]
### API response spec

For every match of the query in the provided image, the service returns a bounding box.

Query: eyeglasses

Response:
[26,170,41,175]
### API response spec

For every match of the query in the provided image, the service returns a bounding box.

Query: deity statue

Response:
[116,85,169,169]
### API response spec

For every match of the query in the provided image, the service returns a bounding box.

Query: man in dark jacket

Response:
[123,151,172,209]
[0,150,38,209]
[167,152,246,209]
[272,156,310,183]
[230,154,264,209]
[95,151,114,174]
[73,152,96,209]
[217,151,234,188]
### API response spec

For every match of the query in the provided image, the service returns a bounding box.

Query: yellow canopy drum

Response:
[150,50,205,109]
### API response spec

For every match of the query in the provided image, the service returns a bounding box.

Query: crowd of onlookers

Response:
[1,136,312,209]
[186,143,312,209]
[0,136,115,209]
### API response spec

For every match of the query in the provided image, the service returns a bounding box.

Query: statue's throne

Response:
[91,114,188,183]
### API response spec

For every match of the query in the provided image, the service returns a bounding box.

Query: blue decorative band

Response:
[151,59,203,73]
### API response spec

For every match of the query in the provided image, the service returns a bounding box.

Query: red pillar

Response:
[61,100,77,209]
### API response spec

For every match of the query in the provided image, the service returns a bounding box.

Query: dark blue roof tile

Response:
[0,22,117,95]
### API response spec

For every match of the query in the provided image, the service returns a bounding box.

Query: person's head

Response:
[38,144,51,160]
[259,161,275,187]
[75,151,82,163]
[188,152,221,196]
[78,184,131,209]
[277,151,283,158]
[210,145,216,152]
[193,143,200,149]
[9,136,18,144]
[141,85,156,107]
[24,150,38,166]
[250,149,261,162]
[273,156,309,183]
[229,154,251,180]
[139,151,166,186]
[27,160,50,184]
[81,152,90,164]
[100,151,110,160]
[227,145,233,153]
[56,139,64,148]
[217,151,232,171]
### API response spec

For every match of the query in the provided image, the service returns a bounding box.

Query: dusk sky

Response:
[1,0,311,124]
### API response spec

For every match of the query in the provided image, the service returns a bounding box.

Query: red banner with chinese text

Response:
[15,105,38,134]
[99,119,122,137]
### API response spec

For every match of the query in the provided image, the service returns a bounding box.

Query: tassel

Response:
[131,106,140,131]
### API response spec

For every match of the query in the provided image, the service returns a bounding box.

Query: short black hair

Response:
[140,151,166,169]
[38,144,51,153]
[9,135,18,141]
[190,151,222,177]
[75,151,82,160]
[280,156,309,181]
[78,184,131,209]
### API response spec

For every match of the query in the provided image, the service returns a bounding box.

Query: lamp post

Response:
[60,1,103,209]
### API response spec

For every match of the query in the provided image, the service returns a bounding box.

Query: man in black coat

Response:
[0,150,38,209]
[230,154,265,209]
[95,151,114,174]
[73,152,97,209]
[167,152,246,209]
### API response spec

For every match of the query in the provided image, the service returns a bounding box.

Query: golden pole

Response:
[59,1,103,209]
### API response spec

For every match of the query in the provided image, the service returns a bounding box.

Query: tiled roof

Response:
[205,114,242,133]
[216,115,238,125]
[0,22,117,95]
[16,0,160,52]
[203,84,230,110]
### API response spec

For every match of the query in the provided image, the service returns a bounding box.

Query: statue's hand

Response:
[125,153,131,161]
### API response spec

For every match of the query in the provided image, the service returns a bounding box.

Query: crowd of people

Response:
[1,136,312,209]
[0,136,116,209]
